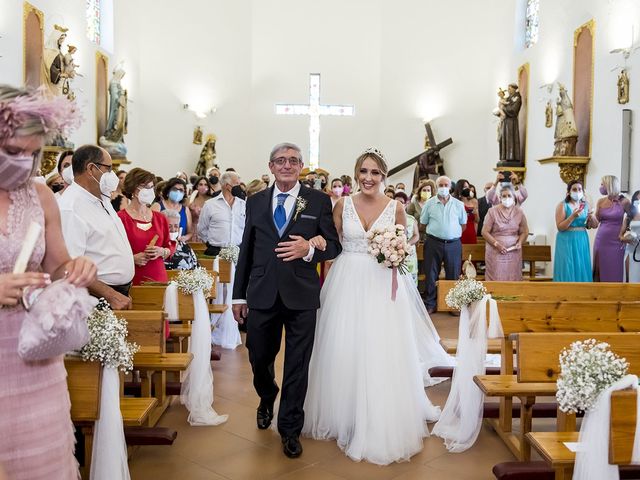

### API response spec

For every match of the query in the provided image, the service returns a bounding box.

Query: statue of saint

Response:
[495,83,522,166]
[195,134,217,176]
[618,70,630,105]
[545,101,553,128]
[193,126,203,145]
[42,24,68,97]
[553,83,579,156]
[99,66,128,158]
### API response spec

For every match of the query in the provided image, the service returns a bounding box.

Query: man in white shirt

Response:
[197,171,246,255]
[58,145,135,309]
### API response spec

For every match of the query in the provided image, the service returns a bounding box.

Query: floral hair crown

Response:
[0,87,82,142]
[362,147,386,163]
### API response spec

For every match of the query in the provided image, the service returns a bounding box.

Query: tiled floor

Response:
[129,313,516,479]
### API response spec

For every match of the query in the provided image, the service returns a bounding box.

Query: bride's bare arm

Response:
[333,197,344,241]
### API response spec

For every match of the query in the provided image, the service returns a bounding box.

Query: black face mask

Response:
[209,175,219,185]
[51,184,65,193]
[461,188,471,198]
[231,185,246,200]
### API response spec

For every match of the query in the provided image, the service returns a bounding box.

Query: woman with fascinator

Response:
[302,148,452,465]
[0,85,96,479]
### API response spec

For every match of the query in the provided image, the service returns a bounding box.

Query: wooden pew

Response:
[461,244,551,280]
[189,242,207,255]
[522,389,639,480]
[437,281,640,313]
[476,329,640,461]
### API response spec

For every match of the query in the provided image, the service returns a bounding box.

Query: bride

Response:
[302,148,452,465]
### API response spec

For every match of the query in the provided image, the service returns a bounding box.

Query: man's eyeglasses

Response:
[272,157,301,167]
[92,162,112,171]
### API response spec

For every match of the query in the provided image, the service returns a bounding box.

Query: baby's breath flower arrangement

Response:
[176,267,214,297]
[80,298,139,372]
[444,278,487,310]
[218,245,240,264]
[556,339,629,414]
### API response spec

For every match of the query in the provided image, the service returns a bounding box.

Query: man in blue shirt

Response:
[420,176,467,313]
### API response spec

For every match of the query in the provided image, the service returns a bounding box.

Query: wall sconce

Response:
[183,104,217,119]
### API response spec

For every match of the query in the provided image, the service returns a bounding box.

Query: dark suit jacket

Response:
[233,184,341,310]
[477,196,491,236]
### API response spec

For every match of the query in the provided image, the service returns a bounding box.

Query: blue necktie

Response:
[274,193,288,230]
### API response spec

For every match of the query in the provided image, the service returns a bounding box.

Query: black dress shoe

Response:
[281,435,303,458]
[256,400,274,430]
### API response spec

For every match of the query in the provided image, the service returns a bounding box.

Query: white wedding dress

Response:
[302,197,452,465]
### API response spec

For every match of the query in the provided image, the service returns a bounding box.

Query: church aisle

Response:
[129,313,514,479]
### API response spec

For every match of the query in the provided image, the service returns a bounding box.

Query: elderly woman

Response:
[0,85,96,479]
[482,184,529,280]
[118,168,175,285]
[162,209,199,271]
[152,177,194,242]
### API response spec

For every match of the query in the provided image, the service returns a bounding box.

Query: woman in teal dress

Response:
[553,180,599,281]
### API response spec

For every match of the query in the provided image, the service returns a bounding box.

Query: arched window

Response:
[525,0,539,48]
[86,0,101,45]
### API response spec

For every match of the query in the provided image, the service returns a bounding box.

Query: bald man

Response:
[419,176,467,313]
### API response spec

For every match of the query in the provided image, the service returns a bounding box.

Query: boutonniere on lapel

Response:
[293,196,308,221]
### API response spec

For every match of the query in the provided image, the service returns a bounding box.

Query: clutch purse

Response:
[17,280,97,361]
[622,230,638,244]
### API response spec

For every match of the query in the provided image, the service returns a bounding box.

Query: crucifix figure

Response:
[276,73,354,171]
[388,122,453,189]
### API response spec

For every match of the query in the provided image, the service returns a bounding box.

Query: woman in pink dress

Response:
[481,184,529,280]
[0,85,97,479]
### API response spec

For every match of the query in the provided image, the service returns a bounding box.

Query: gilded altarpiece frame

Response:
[23,2,44,88]
[96,52,109,143]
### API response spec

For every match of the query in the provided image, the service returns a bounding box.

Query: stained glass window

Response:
[525,0,539,48]
[86,0,101,45]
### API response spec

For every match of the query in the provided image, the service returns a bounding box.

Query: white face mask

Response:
[137,187,156,205]
[633,200,639,208]
[169,231,180,241]
[61,165,74,185]
[570,191,583,202]
[437,187,450,198]
[91,165,119,197]
[501,197,514,208]
[396,188,405,193]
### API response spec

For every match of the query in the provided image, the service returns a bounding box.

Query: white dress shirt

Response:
[197,194,246,246]
[58,182,135,285]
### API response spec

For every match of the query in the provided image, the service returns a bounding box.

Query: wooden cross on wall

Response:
[388,123,453,187]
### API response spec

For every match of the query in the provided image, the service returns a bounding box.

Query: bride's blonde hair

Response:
[354,148,389,186]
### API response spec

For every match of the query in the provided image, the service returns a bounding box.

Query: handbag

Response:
[18,280,97,361]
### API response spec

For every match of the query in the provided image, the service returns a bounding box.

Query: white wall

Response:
[113,0,515,188]
[0,0,113,149]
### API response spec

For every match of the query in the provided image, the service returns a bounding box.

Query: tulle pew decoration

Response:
[210,248,242,349]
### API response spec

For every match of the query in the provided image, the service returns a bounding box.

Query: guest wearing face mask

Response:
[340,175,353,195]
[187,176,213,242]
[162,209,199,271]
[152,177,194,242]
[328,178,344,207]
[55,149,74,197]
[119,168,175,285]
[395,182,406,194]
[207,167,222,196]
[593,175,630,282]
[454,178,478,244]
[46,173,65,194]
[407,179,436,225]
[318,172,329,192]
[620,191,640,282]
[553,180,598,282]
[197,171,246,257]
[481,184,529,280]
[477,181,494,236]
[486,171,528,205]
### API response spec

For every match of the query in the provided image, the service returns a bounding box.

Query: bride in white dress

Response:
[303,148,452,465]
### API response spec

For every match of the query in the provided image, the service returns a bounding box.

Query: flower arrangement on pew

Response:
[175,267,214,298]
[556,339,629,413]
[218,245,240,265]
[445,278,487,310]
[80,298,139,371]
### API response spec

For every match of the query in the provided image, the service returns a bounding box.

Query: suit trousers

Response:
[423,235,462,309]
[246,295,317,437]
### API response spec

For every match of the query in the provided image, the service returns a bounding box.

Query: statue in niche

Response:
[195,134,217,176]
[618,70,629,105]
[42,24,68,97]
[494,83,522,167]
[553,83,579,156]
[99,66,128,158]
[545,101,553,128]
[193,126,203,145]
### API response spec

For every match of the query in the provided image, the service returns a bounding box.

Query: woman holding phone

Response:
[553,180,598,281]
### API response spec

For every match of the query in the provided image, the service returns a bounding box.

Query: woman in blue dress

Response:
[553,180,599,281]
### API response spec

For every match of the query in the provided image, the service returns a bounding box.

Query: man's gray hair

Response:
[161,209,180,221]
[269,143,303,163]
[220,171,239,187]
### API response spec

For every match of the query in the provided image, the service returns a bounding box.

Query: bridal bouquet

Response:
[445,278,487,310]
[80,298,139,372]
[176,267,214,297]
[556,339,629,413]
[218,245,240,264]
[366,224,409,273]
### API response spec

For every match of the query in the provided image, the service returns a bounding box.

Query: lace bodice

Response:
[0,183,46,274]
[341,196,397,254]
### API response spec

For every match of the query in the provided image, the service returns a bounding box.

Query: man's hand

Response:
[275,235,311,262]
[232,304,248,324]
[107,290,132,310]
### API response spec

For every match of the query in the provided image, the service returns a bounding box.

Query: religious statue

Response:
[195,134,217,176]
[193,126,203,145]
[545,101,553,128]
[99,66,128,159]
[618,69,630,105]
[494,83,522,166]
[553,83,579,156]
[42,24,68,97]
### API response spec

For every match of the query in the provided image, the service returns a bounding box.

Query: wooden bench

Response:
[437,280,640,313]
[194,256,232,283]
[476,330,640,460]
